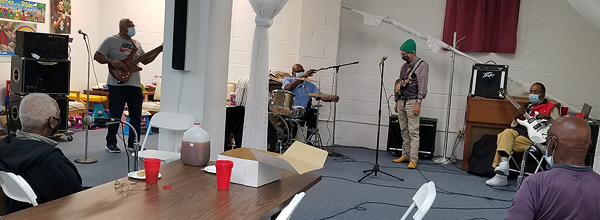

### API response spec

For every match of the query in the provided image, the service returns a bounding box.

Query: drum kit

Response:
[268,89,330,153]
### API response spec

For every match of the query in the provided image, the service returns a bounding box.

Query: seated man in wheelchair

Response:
[486,82,560,186]
[282,64,339,141]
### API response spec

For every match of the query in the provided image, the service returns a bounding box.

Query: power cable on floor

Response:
[318,200,509,220]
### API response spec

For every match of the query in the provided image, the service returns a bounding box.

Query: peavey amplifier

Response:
[469,64,508,99]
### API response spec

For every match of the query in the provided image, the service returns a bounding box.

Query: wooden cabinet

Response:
[462,96,528,170]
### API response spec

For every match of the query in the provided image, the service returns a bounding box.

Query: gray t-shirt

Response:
[96,34,145,87]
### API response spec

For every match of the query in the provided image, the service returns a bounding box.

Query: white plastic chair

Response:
[276,192,306,220]
[400,181,436,220]
[136,112,195,161]
[0,171,38,206]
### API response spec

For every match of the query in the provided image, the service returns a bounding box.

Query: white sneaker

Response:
[494,158,509,176]
[485,174,508,186]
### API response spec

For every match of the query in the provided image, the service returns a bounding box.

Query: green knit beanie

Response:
[400,39,416,54]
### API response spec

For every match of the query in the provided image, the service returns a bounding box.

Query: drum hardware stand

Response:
[320,61,359,157]
[359,57,403,182]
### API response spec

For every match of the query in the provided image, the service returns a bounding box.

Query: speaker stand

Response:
[75,33,97,164]
[434,32,458,164]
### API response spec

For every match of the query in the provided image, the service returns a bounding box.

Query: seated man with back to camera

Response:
[486,82,559,186]
[0,93,83,214]
[505,116,600,219]
[282,64,339,140]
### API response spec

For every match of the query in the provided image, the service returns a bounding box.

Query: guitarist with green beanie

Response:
[392,39,429,169]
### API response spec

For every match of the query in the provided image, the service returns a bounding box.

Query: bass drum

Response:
[233,114,291,153]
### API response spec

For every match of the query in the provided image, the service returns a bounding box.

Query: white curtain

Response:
[568,0,600,31]
[242,0,289,150]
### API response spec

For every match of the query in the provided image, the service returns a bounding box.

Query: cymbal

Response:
[308,93,332,98]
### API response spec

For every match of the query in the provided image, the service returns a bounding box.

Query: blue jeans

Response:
[106,85,143,148]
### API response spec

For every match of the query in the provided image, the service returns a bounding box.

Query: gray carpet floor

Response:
[56,129,516,220]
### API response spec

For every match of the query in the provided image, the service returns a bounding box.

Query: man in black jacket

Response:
[0,93,83,214]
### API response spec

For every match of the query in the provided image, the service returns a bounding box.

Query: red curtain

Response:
[442,0,521,54]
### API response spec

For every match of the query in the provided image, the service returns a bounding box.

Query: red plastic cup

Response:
[576,113,585,119]
[143,158,162,184]
[215,160,234,190]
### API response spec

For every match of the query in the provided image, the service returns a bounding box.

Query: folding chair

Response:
[276,192,306,220]
[507,143,547,189]
[135,112,195,162]
[401,181,436,220]
[0,171,38,206]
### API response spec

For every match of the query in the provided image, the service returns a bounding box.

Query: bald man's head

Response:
[119,19,134,35]
[547,115,591,166]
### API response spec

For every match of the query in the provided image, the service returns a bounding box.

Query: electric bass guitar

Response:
[498,88,550,143]
[109,44,163,83]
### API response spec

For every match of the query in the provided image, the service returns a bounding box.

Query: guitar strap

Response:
[130,38,138,49]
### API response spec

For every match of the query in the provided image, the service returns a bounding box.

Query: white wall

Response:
[338,0,600,159]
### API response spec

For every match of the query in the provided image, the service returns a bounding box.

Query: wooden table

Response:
[3,161,321,220]
[83,89,155,102]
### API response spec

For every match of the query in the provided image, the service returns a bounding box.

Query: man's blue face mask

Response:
[127,27,136,37]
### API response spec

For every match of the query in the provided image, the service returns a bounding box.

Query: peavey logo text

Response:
[482,72,495,78]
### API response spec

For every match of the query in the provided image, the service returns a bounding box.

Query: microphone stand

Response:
[75,32,97,164]
[358,58,403,182]
[318,61,359,157]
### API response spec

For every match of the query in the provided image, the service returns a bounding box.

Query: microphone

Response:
[83,116,119,126]
[78,30,88,36]
[380,56,387,63]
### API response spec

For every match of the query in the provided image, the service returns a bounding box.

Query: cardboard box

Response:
[218,141,328,187]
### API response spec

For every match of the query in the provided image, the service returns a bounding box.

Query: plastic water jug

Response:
[181,123,210,166]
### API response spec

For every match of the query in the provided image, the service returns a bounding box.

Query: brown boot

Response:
[393,157,410,163]
[408,161,417,169]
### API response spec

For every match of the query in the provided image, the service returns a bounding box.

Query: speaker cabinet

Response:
[469,64,508,99]
[11,56,70,95]
[172,0,188,70]
[8,94,68,132]
[15,31,69,60]
[387,116,437,159]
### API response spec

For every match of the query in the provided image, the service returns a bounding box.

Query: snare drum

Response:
[270,90,295,114]
[289,106,306,119]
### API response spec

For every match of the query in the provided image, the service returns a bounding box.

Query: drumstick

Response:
[293,78,317,82]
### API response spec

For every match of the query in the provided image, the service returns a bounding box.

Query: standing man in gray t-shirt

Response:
[94,18,161,153]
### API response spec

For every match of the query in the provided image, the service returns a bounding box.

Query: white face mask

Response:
[544,144,557,166]
[295,71,305,78]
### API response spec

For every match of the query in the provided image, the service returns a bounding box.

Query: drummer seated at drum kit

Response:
[281,64,340,139]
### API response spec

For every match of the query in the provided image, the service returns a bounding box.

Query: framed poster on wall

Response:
[50,0,70,34]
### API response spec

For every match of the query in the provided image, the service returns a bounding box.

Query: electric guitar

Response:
[498,88,550,143]
[108,44,163,83]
